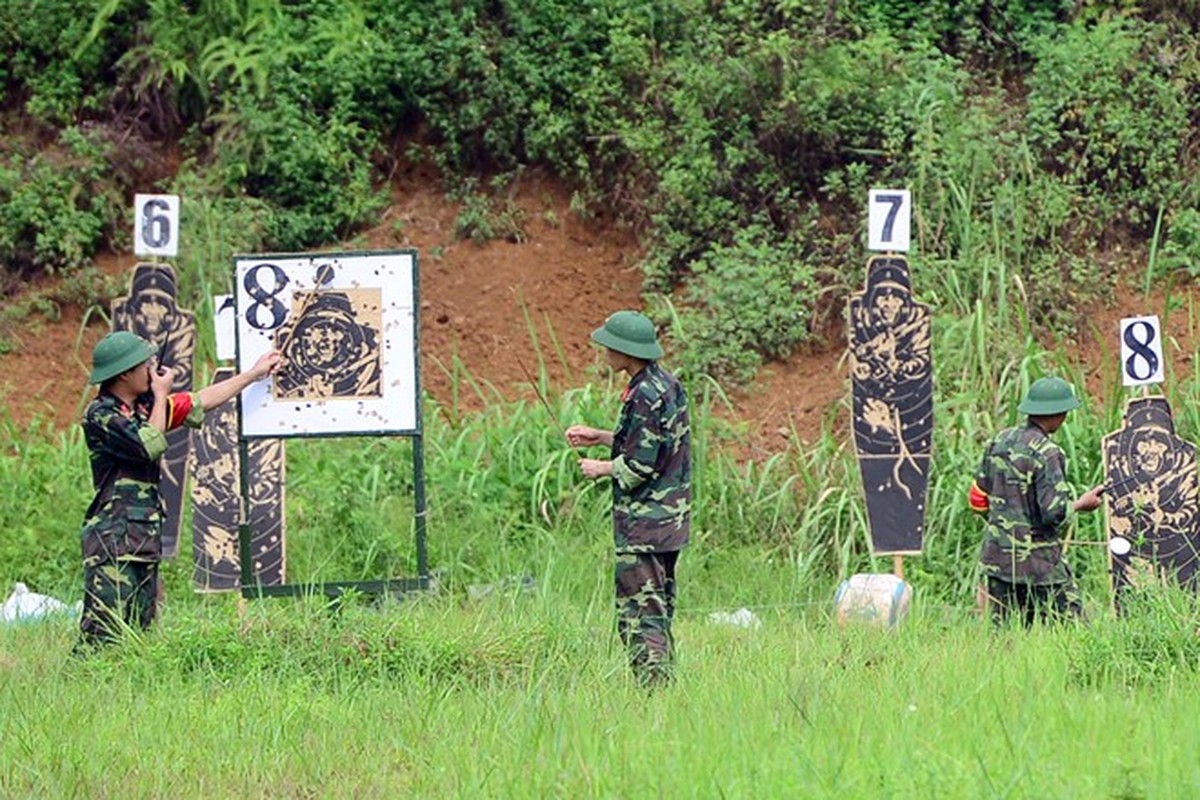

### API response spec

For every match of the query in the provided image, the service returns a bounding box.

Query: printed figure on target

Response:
[1103,396,1200,595]
[848,256,933,554]
[111,263,197,558]
[274,290,383,400]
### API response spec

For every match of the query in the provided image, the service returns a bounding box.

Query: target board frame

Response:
[234,250,420,439]
[231,249,428,598]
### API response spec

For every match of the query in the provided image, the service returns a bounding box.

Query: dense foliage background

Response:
[2,0,1198,378]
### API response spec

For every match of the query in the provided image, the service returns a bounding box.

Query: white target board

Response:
[133,193,180,257]
[1119,314,1164,388]
[867,189,912,253]
[235,250,419,437]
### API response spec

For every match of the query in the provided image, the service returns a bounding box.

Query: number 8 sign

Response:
[1120,315,1165,387]
[133,193,180,257]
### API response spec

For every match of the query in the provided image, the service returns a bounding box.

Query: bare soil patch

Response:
[0,168,651,436]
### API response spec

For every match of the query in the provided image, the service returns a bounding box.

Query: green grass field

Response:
[3,269,1199,798]
[4,577,1200,798]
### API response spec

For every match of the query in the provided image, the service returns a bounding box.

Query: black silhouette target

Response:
[191,366,287,592]
[848,256,933,555]
[1103,396,1200,595]
[112,262,197,558]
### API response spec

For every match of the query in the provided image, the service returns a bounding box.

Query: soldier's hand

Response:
[579,458,613,479]
[251,350,282,379]
[566,425,605,447]
[1073,484,1104,513]
[150,362,174,398]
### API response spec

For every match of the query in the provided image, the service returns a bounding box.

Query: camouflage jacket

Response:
[973,421,1075,585]
[610,362,691,553]
[80,389,202,563]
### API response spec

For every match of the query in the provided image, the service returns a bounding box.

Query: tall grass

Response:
[5,280,1195,612]
[6,591,1200,796]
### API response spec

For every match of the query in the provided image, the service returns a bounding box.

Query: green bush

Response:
[1161,207,1200,278]
[0,127,124,283]
[666,221,816,384]
[1026,18,1190,230]
[211,91,386,251]
[0,0,131,125]
[851,0,1072,56]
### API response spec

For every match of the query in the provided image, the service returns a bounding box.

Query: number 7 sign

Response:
[868,189,911,253]
[133,193,180,257]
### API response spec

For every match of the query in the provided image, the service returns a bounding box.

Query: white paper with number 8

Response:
[234,251,419,437]
[1119,314,1165,387]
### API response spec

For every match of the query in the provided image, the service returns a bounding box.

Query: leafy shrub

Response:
[451,178,529,245]
[666,222,816,384]
[0,0,133,125]
[0,126,124,286]
[1161,208,1200,278]
[213,92,386,250]
[850,0,1072,57]
[785,34,967,179]
[1026,18,1189,230]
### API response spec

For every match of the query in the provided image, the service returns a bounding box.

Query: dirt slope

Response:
[0,165,846,453]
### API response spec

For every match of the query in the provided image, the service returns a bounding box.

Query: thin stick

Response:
[514,354,582,454]
[1099,473,1140,496]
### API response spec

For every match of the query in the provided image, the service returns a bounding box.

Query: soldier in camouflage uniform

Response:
[567,311,691,686]
[969,376,1103,625]
[78,331,280,646]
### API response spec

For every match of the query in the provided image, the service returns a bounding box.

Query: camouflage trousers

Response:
[615,550,678,687]
[80,557,159,645]
[986,576,1081,627]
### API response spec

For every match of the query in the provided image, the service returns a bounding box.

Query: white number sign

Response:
[133,193,180,257]
[867,189,911,253]
[213,294,237,362]
[1120,315,1165,387]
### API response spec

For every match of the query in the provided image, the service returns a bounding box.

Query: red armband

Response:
[968,480,989,513]
[165,392,194,431]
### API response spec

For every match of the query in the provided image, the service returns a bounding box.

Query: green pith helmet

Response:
[1017,376,1081,416]
[89,331,155,385]
[591,310,664,361]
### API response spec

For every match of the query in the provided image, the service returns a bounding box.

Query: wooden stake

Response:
[893,554,904,579]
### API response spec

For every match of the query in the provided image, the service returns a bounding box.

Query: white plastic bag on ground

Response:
[707,607,762,629]
[1,582,77,623]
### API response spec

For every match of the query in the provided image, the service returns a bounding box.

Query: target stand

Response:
[233,249,429,600]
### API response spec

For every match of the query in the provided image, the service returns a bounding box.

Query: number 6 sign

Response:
[867,189,912,253]
[1120,314,1165,387]
[133,193,180,257]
